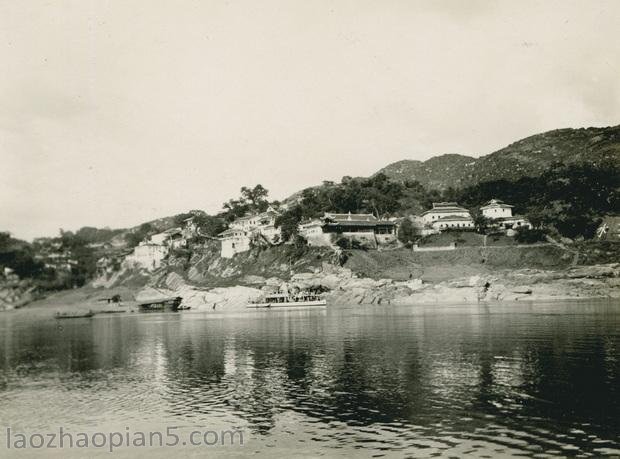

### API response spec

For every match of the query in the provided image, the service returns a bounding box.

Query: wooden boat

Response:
[138,296,183,312]
[54,310,95,319]
[248,292,326,309]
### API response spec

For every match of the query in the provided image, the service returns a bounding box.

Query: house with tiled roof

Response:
[430,215,475,231]
[150,228,187,249]
[218,207,282,258]
[480,198,533,233]
[421,202,474,231]
[480,199,514,219]
[218,228,253,258]
[298,212,396,247]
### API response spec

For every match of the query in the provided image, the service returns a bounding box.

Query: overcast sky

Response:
[1,0,619,240]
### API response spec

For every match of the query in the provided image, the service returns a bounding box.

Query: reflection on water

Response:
[1,302,619,457]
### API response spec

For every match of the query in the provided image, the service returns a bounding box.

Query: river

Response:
[1,301,619,457]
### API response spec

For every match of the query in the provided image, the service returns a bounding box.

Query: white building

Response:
[123,226,189,271]
[480,199,513,219]
[229,209,281,242]
[298,212,397,247]
[480,199,532,233]
[125,242,169,270]
[421,202,472,225]
[498,217,533,231]
[219,208,282,258]
[150,228,186,249]
[402,216,439,237]
[298,219,323,235]
[421,203,474,232]
[181,216,200,239]
[218,229,252,259]
[431,215,475,230]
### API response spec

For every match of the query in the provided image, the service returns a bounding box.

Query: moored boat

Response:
[138,296,183,312]
[54,310,95,319]
[248,291,326,309]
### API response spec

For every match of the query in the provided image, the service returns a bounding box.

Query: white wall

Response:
[422,210,470,225]
[126,244,168,270]
[482,207,512,219]
[431,220,474,231]
[221,233,251,258]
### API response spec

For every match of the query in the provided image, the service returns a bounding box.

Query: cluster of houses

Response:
[218,209,399,259]
[123,215,200,271]
[412,199,531,232]
[218,208,280,258]
[120,198,532,267]
[216,198,532,258]
[31,239,79,272]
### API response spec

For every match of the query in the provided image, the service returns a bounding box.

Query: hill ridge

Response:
[375,124,620,190]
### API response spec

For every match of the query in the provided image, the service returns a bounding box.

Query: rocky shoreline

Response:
[5,262,619,316]
[123,262,620,312]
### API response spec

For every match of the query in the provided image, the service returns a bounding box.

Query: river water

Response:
[1,301,619,458]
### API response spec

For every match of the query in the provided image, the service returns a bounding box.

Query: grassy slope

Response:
[343,245,573,282]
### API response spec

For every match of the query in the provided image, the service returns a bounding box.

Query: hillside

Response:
[376,125,620,189]
[377,154,476,189]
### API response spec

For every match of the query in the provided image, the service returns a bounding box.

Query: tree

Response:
[0,232,44,278]
[514,228,548,244]
[397,218,417,245]
[473,214,490,234]
[124,223,153,248]
[174,212,226,237]
[193,214,226,237]
[241,184,270,212]
[221,184,270,221]
[274,206,304,241]
[455,161,620,239]
[221,199,250,222]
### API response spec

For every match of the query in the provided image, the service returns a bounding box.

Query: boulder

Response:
[567,265,618,279]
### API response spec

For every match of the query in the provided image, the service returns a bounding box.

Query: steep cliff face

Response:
[376,125,620,189]
[95,241,334,290]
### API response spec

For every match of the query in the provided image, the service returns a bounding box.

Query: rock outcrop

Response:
[128,262,620,311]
[0,278,37,311]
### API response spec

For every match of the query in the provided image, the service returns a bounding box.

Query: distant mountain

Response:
[376,125,620,189]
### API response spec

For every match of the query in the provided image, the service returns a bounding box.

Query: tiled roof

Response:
[324,220,395,227]
[435,215,473,222]
[324,212,378,222]
[481,199,513,210]
[218,229,240,237]
[499,216,528,222]
[422,206,469,215]
[299,219,323,227]
[432,202,460,208]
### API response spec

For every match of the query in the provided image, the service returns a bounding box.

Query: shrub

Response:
[514,228,548,244]
[334,237,366,250]
[397,219,417,244]
[283,235,309,260]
